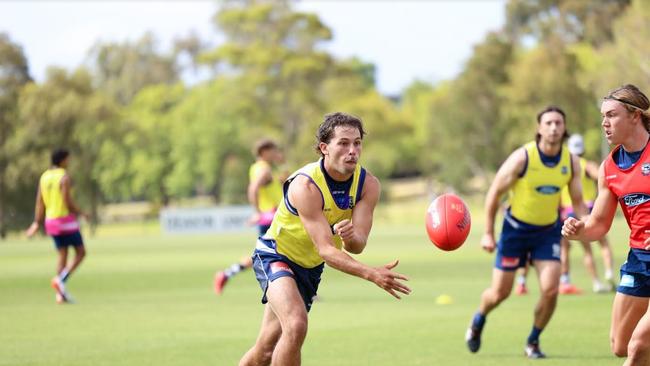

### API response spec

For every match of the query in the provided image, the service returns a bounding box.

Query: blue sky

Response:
[0,1,506,95]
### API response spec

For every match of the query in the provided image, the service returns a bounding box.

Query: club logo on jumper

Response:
[535,185,561,194]
[642,163,650,176]
[606,174,617,180]
[561,166,568,175]
[622,193,650,207]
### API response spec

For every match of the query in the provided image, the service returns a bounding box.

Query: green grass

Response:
[0,200,632,365]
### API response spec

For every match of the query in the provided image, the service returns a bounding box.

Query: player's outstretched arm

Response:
[289,175,411,299]
[562,162,617,241]
[335,173,380,254]
[26,186,44,238]
[481,148,526,252]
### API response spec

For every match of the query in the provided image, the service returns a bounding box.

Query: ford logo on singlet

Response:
[535,185,560,195]
[622,193,650,207]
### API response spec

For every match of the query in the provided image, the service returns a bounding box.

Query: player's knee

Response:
[284,316,308,341]
[611,338,628,357]
[540,285,558,299]
[493,287,511,303]
[627,337,650,360]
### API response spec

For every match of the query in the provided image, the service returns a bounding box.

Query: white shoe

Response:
[593,281,613,293]
[51,276,70,302]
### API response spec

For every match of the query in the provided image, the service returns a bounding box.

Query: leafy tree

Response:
[11,67,120,230]
[86,32,178,105]
[505,0,631,46]
[0,33,31,237]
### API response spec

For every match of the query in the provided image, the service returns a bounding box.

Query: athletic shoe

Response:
[214,271,229,295]
[593,281,613,293]
[515,283,528,295]
[465,326,482,353]
[51,276,67,299]
[559,283,582,295]
[55,293,65,304]
[525,343,546,359]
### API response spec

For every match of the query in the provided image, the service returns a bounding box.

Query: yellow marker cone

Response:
[436,294,453,305]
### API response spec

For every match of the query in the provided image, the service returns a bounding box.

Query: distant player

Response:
[26,149,86,304]
[558,134,615,294]
[465,106,587,359]
[214,139,284,295]
[562,84,650,364]
[239,112,410,366]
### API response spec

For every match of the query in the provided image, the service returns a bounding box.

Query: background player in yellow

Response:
[214,139,284,295]
[465,106,587,359]
[26,149,87,304]
[557,133,615,294]
[239,112,411,366]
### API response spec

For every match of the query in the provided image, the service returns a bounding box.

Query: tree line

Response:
[1,0,648,236]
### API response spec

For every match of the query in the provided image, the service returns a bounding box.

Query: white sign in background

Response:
[160,206,255,234]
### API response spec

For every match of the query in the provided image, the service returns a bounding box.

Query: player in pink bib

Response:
[26,149,87,304]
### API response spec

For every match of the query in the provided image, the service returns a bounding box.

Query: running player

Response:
[562,84,650,365]
[238,112,410,366]
[26,149,86,304]
[465,106,587,359]
[214,139,283,295]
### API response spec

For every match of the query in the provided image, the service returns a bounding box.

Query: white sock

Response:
[560,273,570,284]
[517,275,526,285]
[605,270,613,281]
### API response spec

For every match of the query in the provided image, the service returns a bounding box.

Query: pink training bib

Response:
[44,214,80,236]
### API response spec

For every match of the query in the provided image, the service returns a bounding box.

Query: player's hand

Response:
[333,219,355,243]
[247,212,260,226]
[644,230,650,250]
[26,222,39,238]
[480,233,496,253]
[562,217,584,239]
[370,259,411,299]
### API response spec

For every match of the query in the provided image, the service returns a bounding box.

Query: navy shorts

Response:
[618,249,650,297]
[252,237,324,312]
[52,231,84,250]
[258,224,271,236]
[494,213,561,271]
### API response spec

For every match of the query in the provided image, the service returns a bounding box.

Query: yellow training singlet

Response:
[39,168,69,219]
[249,160,283,212]
[560,157,596,207]
[509,141,572,226]
[264,159,365,268]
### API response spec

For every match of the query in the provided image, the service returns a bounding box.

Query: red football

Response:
[425,193,471,251]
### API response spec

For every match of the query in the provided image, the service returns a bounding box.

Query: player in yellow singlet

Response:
[557,134,615,294]
[26,149,86,304]
[238,112,411,366]
[214,139,284,295]
[465,106,588,359]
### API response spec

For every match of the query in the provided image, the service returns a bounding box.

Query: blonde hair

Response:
[604,84,650,132]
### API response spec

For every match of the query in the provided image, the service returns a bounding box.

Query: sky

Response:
[0,1,506,95]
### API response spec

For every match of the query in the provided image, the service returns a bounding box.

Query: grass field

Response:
[1,199,632,365]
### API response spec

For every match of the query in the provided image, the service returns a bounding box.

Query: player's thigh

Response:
[611,293,649,348]
[533,260,561,294]
[266,276,308,328]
